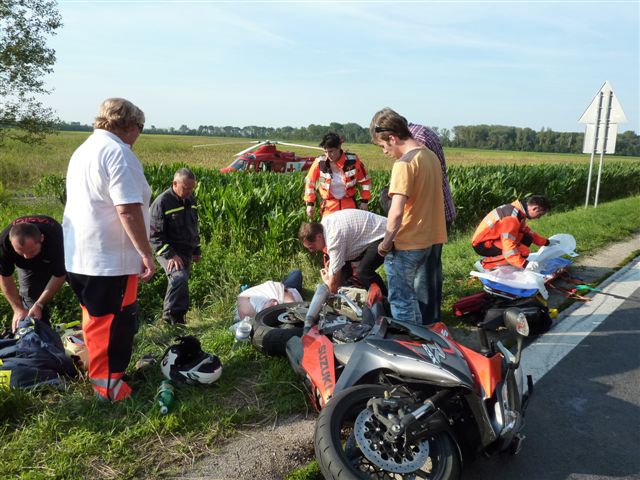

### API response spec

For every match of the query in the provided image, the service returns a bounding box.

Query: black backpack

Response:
[0,317,76,389]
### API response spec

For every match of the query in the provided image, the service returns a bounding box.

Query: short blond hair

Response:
[93,98,145,132]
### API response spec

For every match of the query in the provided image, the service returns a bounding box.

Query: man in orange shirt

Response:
[370,108,447,325]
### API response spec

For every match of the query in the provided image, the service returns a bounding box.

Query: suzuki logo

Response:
[422,341,446,365]
[318,345,333,390]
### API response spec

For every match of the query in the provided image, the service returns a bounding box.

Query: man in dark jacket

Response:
[0,216,66,331]
[150,168,201,324]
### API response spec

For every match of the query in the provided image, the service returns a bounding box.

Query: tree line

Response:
[57,121,640,156]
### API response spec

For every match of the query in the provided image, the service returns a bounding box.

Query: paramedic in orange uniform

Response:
[472,196,553,270]
[303,132,371,219]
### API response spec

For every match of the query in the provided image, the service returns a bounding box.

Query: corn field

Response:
[29,162,640,316]
[39,162,640,258]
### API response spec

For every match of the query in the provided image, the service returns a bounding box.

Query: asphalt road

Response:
[464,258,640,479]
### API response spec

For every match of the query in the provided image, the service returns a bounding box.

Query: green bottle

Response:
[157,380,175,414]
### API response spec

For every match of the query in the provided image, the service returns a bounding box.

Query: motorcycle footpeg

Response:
[511,433,526,455]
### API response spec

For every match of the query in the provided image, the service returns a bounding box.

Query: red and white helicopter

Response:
[194,140,323,174]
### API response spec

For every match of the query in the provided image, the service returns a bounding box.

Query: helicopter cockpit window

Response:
[228,158,247,171]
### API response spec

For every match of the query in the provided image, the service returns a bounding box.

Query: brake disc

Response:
[277,307,307,325]
[354,408,429,474]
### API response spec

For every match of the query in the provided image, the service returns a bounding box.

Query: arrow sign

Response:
[579,80,627,124]
[579,81,628,207]
[579,81,627,154]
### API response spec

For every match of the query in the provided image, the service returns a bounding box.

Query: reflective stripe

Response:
[0,370,11,388]
[345,169,357,178]
[492,211,500,222]
[511,208,519,217]
[165,206,184,215]
[319,172,331,179]
[304,188,315,194]
[361,184,371,191]
[360,174,370,181]
[345,180,357,188]
[191,205,198,209]
[501,233,516,241]
[504,249,519,257]
[486,220,495,228]
[156,244,169,256]
[91,377,125,400]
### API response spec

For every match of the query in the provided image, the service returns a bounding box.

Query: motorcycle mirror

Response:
[504,308,530,337]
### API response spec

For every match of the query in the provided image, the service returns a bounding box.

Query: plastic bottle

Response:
[235,316,252,341]
[157,380,175,415]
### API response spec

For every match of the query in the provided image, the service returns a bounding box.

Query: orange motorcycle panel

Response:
[457,343,503,399]
[301,327,336,407]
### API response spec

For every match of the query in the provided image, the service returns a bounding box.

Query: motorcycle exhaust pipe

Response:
[304,283,330,330]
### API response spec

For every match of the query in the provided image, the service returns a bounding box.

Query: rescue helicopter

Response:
[193,140,323,174]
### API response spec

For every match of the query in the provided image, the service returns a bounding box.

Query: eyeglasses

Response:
[374,125,394,133]
[136,123,144,132]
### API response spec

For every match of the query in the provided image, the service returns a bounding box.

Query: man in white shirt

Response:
[299,209,388,295]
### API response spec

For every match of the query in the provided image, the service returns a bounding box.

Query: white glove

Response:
[525,261,541,272]
[306,206,314,219]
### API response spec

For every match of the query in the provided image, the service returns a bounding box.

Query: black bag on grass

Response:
[0,317,76,389]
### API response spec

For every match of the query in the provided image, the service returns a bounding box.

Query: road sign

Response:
[579,81,627,207]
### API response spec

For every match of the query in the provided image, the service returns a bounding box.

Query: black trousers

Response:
[16,268,52,325]
[340,239,388,297]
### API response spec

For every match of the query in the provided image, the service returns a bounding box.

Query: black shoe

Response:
[163,313,186,325]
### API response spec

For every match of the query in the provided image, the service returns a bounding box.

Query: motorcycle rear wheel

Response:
[250,302,307,356]
[314,384,461,480]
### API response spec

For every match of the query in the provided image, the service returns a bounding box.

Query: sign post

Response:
[578,81,627,207]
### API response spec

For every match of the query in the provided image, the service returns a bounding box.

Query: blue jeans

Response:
[384,244,443,325]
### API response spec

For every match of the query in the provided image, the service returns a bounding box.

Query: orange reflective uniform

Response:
[471,200,548,269]
[303,151,371,217]
[68,273,139,402]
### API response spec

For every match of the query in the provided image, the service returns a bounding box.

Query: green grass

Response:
[1,196,638,479]
[2,131,638,191]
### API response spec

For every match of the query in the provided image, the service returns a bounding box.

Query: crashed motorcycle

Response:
[285,289,533,480]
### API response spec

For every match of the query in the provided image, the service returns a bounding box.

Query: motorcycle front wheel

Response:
[314,384,461,480]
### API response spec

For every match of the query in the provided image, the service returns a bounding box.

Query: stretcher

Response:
[470,234,578,300]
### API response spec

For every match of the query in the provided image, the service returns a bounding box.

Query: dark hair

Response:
[298,222,324,243]
[9,223,41,246]
[369,108,412,142]
[527,195,551,211]
[319,132,342,149]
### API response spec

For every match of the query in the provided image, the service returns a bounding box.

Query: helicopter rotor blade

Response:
[275,141,324,151]
[192,141,257,149]
[233,141,265,157]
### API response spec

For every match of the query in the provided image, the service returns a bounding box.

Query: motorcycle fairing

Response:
[364,333,475,390]
[456,343,503,399]
[300,326,336,407]
[333,339,472,396]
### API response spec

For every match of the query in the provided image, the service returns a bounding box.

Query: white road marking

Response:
[521,257,640,384]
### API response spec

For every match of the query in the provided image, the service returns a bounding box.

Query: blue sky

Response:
[46,0,639,133]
